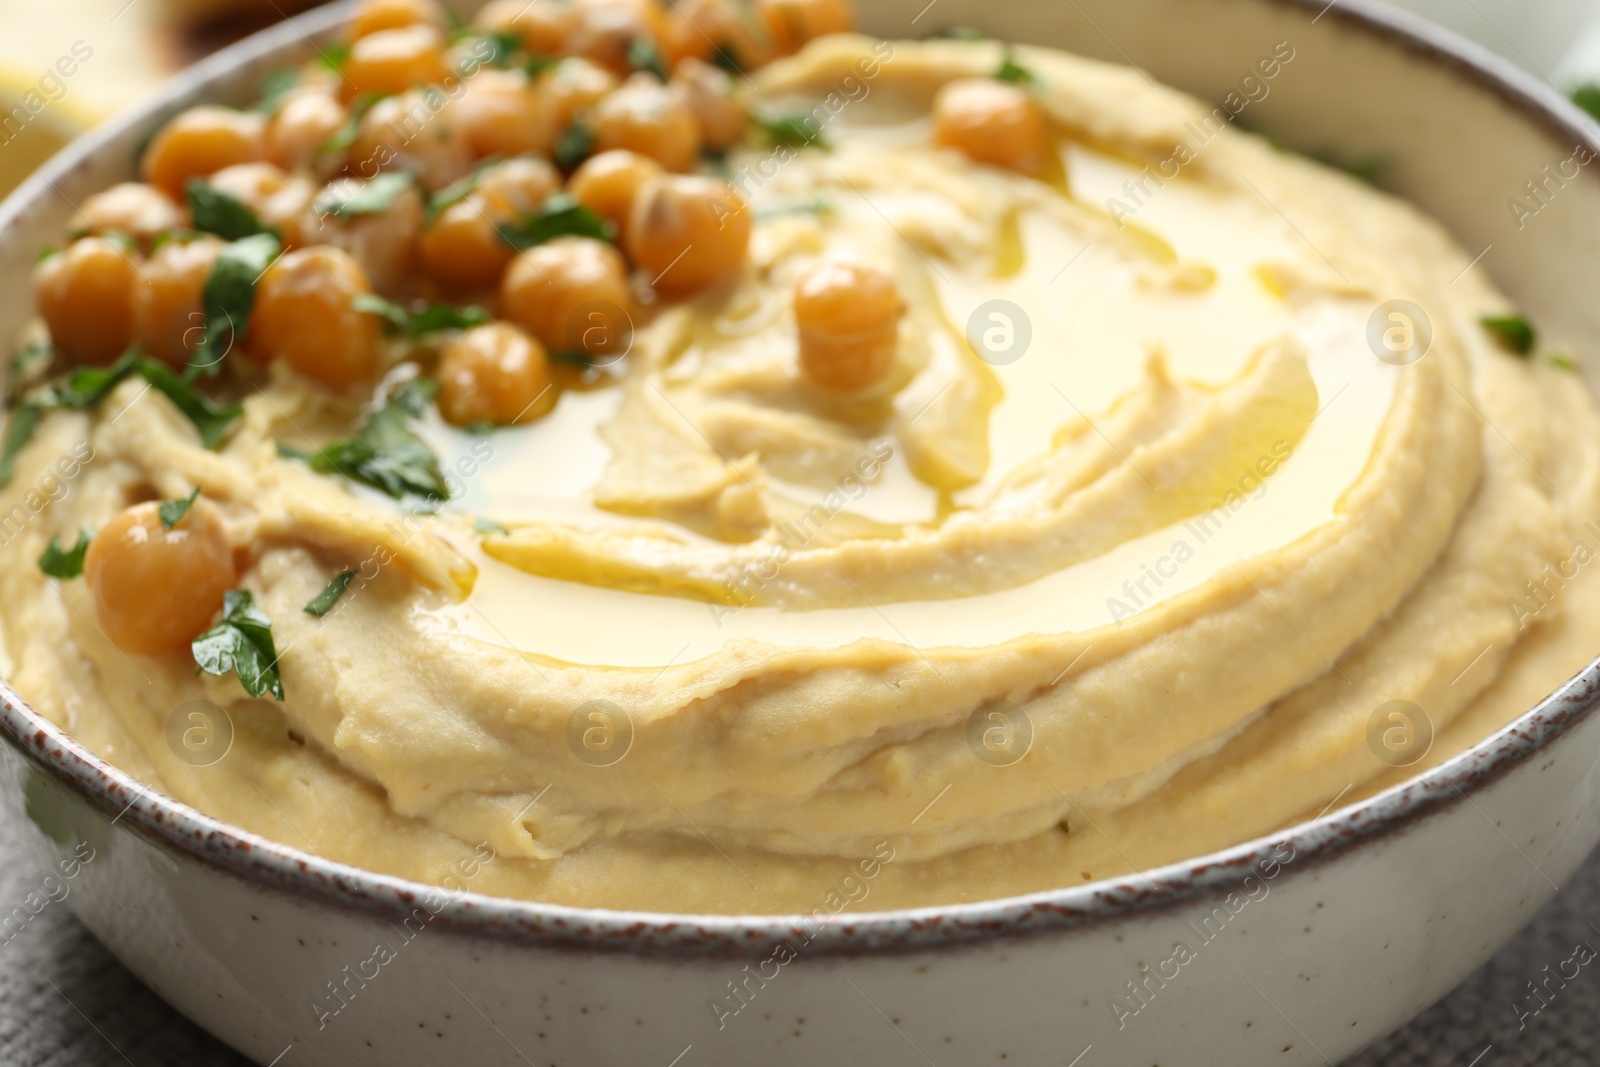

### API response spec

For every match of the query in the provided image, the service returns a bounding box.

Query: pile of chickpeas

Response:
[28,0,1055,663]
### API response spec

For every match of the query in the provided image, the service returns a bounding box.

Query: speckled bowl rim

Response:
[3,0,1600,960]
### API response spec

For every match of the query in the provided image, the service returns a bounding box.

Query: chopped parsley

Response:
[1573,84,1600,124]
[752,113,828,148]
[496,193,615,249]
[321,91,390,156]
[1481,313,1536,356]
[303,379,449,505]
[351,295,491,337]
[158,487,200,529]
[994,52,1039,87]
[253,69,300,115]
[44,350,141,409]
[192,589,285,700]
[554,120,596,170]
[0,405,42,486]
[936,26,988,41]
[627,36,669,81]
[304,570,358,617]
[186,181,277,242]
[481,29,524,68]
[37,529,91,579]
[137,359,245,448]
[8,340,54,402]
[193,233,281,376]
[317,41,351,73]
[1547,351,1580,373]
[312,172,414,219]
[711,43,746,75]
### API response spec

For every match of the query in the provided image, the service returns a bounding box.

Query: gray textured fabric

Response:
[0,806,1595,1066]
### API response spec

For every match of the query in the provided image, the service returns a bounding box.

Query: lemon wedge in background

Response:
[0,61,96,200]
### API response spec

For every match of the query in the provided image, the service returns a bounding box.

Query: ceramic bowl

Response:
[5,0,1600,1063]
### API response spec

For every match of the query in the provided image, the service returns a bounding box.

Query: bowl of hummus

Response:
[4,0,1600,1063]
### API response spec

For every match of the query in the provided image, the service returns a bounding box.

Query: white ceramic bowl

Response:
[5,1,1600,1064]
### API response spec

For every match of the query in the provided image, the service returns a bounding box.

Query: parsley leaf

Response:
[159,487,200,529]
[627,36,669,81]
[186,181,277,242]
[8,340,54,403]
[554,120,596,170]
[752,113,828,148]
[312,172,414,219]
[1481,314,1536,356]
[306,379,449,504]
[352,294,490,337]
[193,233,281,376]
[936,26,988,40]
[1573,84,1600,124]
[304,570,358,617]
[321,91,390,156]
[496,193,615,249]
[995,53,1039,87]
[0,404,43,486]
[318,42,351,72]
[192,589,285,700]
[37,529,91,579]
[137,359,245,448]
[711,43,746,75]
[481,29,523,68]
[254,69,300,115]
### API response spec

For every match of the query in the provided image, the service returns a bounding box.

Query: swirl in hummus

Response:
[4,7,1600,915]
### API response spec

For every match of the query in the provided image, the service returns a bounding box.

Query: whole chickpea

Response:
[536,57,620,142]
[437,322,554,426]
[298,177,424,297]
[265,87,348,176]
[474,156,563,214]
[141,106,267,199]
[342,24,450,101]
[132,235,227,367]
[589,74,701,172]
[669,58,746,152]
[568,0,669,75]
[348,90,472,191]
[568,149,663,241]
[84,499,235,657]
[793,260,902,391]
[626,174,750,296]
[349,0,446,39]
[418,193,518,292]
[451,69,551,159]
[932,78,1047,176]
[664,0,777,72]
[34,238,141,366]
[500,237,633,358]
[206,163,316,247]
[759,0,856,54]
[251,246,382,389]
[75,183,187,249]
[473,0,579,54]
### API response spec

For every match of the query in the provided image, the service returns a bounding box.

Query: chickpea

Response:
[141,106,267,199]
[932,78,1047,176]
[437,322,553,426]
[568,0,668,75]
[759,0,856,54]
[589,74,701,172]
[473,0,579,55]
[84,499,234,657]
[206,163,315,246]
[342,25,449,101]
[298,177,424,297]
[474,156,562,214]
[501,237,633,358]
[349,0,446,39]
[664,0,777,72]
[34,238,140,366]
[536,57,620,140]
[626,174,750,296]
[569,149,663,241]
[132,235,226,367]
[451,69,550,159]
[75,183,186,249]
[418,193,517,292]
[669,58,746,151]
[251,246,382,389]
[265,88,348,176]
[349,90,472,190]
[794,261,902,391]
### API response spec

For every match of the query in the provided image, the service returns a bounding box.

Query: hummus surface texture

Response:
[8,36,1600,914]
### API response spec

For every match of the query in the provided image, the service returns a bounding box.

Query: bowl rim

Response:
[3,0,1600,960]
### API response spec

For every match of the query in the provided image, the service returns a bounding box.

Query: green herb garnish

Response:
[304,570,358,617]
[995,52,1039,87]
[321,91,390,156]
[159,487,200,529]
[753,113,827,148]
[554,120,596,170]
[37,529,91,579]
[192,589,285,700]
[254,69,300,115]
[137,359,245,448]
[1481,314,1536,356]
[627,36,669,81]
[8,340,54,403]
[711,44,745,75]
[483,29,523,68]
[474,516,510,535]
[318,42,351,73]
[496,193,615,249]
[313,172,414,219]
[304,379,448,504]
[45,350,140,409]
[186,181,277,242]
[1573,84,1600,124]
[0,404,41,486]
[193,233,281,376]
[936,26,988,41]
[352,294,490,336]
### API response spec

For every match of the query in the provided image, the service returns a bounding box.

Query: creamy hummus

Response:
[7,35,1600,914]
